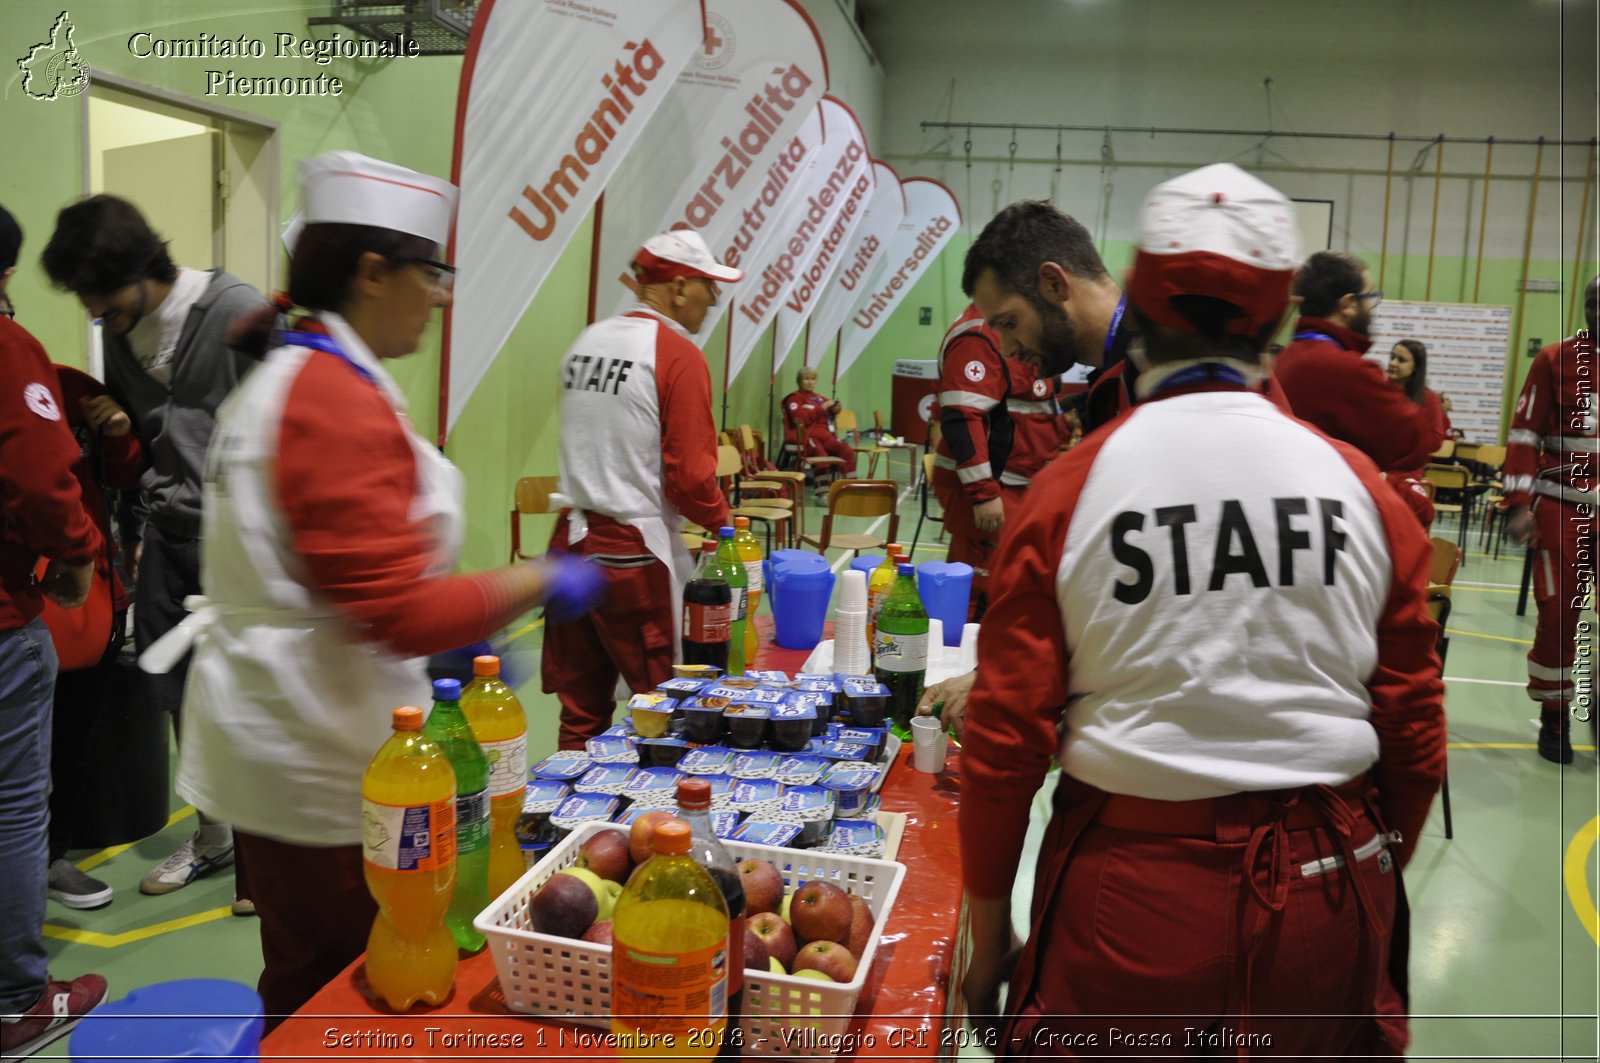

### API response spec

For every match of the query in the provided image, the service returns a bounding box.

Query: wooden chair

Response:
[800,478,899,560]
[1424,463,1474,554]
[836,409,889,478]
[510,475,560,563]
[717,444,794,552]
[1453,441,1481,464]
[737,424,807,542]
[1426,534,1461,840]
[1430,438,1456,461]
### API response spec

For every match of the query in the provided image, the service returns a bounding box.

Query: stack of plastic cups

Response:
[833,569,871,675]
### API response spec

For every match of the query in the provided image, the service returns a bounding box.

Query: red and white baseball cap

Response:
[1126,162,1299,338]
[631,229,744,285]
[296,151,457,248]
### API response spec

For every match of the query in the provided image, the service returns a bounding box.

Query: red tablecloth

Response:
[261,617,965,1059]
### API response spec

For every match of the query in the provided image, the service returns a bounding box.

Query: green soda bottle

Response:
[709,527,749,675]
[872,563,928,739]
[422,677,489,952]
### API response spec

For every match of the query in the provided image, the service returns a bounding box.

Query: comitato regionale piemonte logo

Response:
[18,11,92,101]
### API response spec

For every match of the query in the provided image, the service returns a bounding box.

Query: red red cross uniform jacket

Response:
[1275,317,1436,472]
[933,305,1061,501]
[0,318,103,630]
[1505,332,1598,708]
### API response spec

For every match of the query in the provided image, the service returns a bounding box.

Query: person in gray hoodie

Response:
[42,195,265,908]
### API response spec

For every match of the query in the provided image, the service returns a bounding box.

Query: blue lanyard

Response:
[1105,294,1128,359]
[1147,363,1250,396]
[1292,330,1340,347]
[277,329,376,386]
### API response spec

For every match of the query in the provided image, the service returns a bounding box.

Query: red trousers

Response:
[541,553,676,750]
[802,429,855,470]
[1528,496,1597,714]
[234,830,375,1028]
[1002,778,1406,1058]
[932,466,1023,615]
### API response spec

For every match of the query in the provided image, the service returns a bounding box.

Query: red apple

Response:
[792,940,858,983]
[581,919,614,947]
[737,858,786,916]
[845,894,874,960]
[529,872,598,939]
[743,925,769,972]
[628,810,677,866]
[790,880,852,944]
[574,829,631,884]
[748,911,797,969]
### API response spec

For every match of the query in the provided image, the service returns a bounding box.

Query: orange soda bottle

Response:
[732,517,764,666]
[460,655,529,900]
[612,819,729,1060]
[362,706,458,1010]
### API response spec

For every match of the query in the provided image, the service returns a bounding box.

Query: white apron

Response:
[164,314,464,846]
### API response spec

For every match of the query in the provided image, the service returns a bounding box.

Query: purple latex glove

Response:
[541,553,607,622]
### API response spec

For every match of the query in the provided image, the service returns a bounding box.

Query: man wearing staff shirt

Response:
[543,230,737,748]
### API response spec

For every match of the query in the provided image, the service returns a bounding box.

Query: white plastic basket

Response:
[474,821,907,1058]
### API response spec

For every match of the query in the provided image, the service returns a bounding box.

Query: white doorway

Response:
[81,75,278,376]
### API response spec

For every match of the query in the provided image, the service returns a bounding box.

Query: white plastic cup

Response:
[839,568,868,612]
[910,715,948,773]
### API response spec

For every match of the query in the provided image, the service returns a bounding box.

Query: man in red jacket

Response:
[957,165,1443,1056]
[0,204,110,1059]
[543,230,737,747]
[1505,276,1599,763]
[1274,251,1435,474]
[932,304,1063,614]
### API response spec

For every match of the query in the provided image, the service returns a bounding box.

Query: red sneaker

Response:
[0,975,109,1058]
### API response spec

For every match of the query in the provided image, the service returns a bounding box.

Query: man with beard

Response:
[1273,251,1434,472]
[960,202,1133,431]
[42,196,265,907]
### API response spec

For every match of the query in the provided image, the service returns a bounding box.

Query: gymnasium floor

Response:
[35,485,1600,1061]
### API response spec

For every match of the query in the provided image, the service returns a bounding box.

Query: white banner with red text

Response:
[835,178,961,382]
[442,0,704,438]
[593,0,829,321]
[803,161,905,372]
[720,96,873,386]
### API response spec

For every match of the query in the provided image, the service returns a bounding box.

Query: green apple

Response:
[768,956,787,975]
[557,866,614,921]
[780,893,793,924]
[792,969,834,982]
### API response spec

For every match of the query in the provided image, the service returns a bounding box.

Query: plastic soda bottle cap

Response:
[432,677,462,701]
[734,517,750,529]
[472,655,500,677]
[392,706,424,731]
[676,777,712,810]
[653,818,693,855]
[719,527,735,537]
[897,562,914,576]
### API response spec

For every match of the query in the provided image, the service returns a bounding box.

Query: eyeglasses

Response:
[404,257,456,293]
[1352,289,1383,307]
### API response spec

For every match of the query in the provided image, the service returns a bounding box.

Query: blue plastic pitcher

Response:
[917,561,973,645]
[767,551,834,650]
[71,979,263,1062]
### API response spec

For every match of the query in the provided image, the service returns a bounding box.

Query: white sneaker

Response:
[46,860,113,910]
[138,836,234,895]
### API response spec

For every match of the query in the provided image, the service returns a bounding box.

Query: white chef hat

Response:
[291,150,458,250]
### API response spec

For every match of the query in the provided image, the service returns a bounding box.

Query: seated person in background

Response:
[1437,390,1457,440]
[782,368,855,474]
